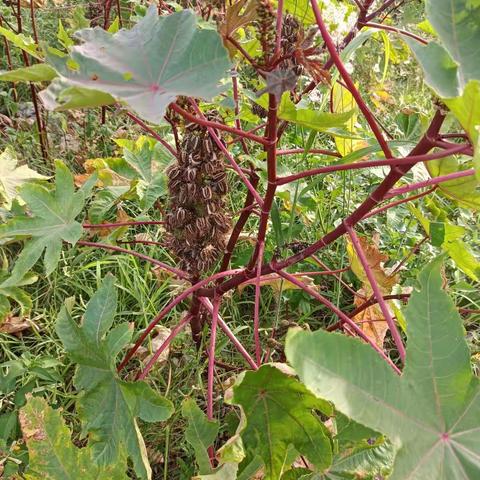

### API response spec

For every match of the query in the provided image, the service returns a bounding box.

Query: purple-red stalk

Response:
[346,226,406,362]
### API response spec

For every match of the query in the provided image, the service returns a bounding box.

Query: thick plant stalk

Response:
[15,0,48,162]
[346,226,406,362]
[136,314,192,380]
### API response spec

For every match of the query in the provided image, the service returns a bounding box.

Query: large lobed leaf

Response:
[55,275,174,480]
[43,6,231,123]
[286,257,480,479]
[0,161,88,287]
[19,396,128,479]
[230,364,333,479]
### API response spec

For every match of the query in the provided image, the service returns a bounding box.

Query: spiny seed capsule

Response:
[201,186,213,200]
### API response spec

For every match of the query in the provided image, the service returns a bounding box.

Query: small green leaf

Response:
[286,257,480,479]
[20,396,128,479]
[182,398,219,475]
[0,64,57,83]
[55,276,174,480]
[230,364,333,479]
[256,93,354,131]
[0,161,85,285]
[0,26,43,59]
[45,7,231,122]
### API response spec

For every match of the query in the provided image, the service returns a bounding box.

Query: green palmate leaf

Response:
[426,155,480,211]
[0,64,57,83]
[182,398,219,475]
[39,78,116,111]
[229,364,333,479]
[121,140,173,210]
[19,396,128,479]
[55,275,173,480]
[0,27,43,60]
[286,257,480,479]
[256,93,355,131]
[0,161,86,286]
[44,6,231,123]
[0,147,48,209]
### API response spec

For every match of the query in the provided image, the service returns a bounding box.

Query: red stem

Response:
[311,0,392,158]
[199,297,259,370]
[276,144,468,185]
[275,269,401,374]
[125,111,178,158]
[360,21,428,44]
[117,269,243,371]
[170,103,269,145]
[136,314,192,380]
[253,241,265,365]
[77,240,187,278]
[346,226,406,362]
[207,297,221,420]
[386,169,475,198]
[363,188,437,220]
[83,221,165,228]
[276,148,341,157]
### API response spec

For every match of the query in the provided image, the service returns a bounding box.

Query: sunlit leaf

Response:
[44,7,231,122]
[0,147,48,209]
[286,257,480,479]
[0,64,57,83]
[0,162,86,286]
[0,27,43,59]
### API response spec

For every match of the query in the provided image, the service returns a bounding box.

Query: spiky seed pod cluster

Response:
[280,14,303,76]
[254,0,276,63]
[165,117,231,276]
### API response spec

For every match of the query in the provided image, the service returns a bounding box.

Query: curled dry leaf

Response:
[133,325,172,369]
[0,315,32,335]
[351,288,391,348]
[237,273,319,294]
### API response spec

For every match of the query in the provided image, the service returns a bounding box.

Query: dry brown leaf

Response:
[347,233,399,294]
[133,326,172,370]
[219,0,259,56]
[237,274,319,294]
[0,315,31,335]
[352,289,390,348]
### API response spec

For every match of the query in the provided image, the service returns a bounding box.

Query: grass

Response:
[1,1,479,479]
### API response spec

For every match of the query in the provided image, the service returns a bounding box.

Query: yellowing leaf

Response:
[237,273,318,294]
[0,147,48,208]
[346,234,399,294]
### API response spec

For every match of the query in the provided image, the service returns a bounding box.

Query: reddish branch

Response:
[77,240,187,279]
[346,226,406,362]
